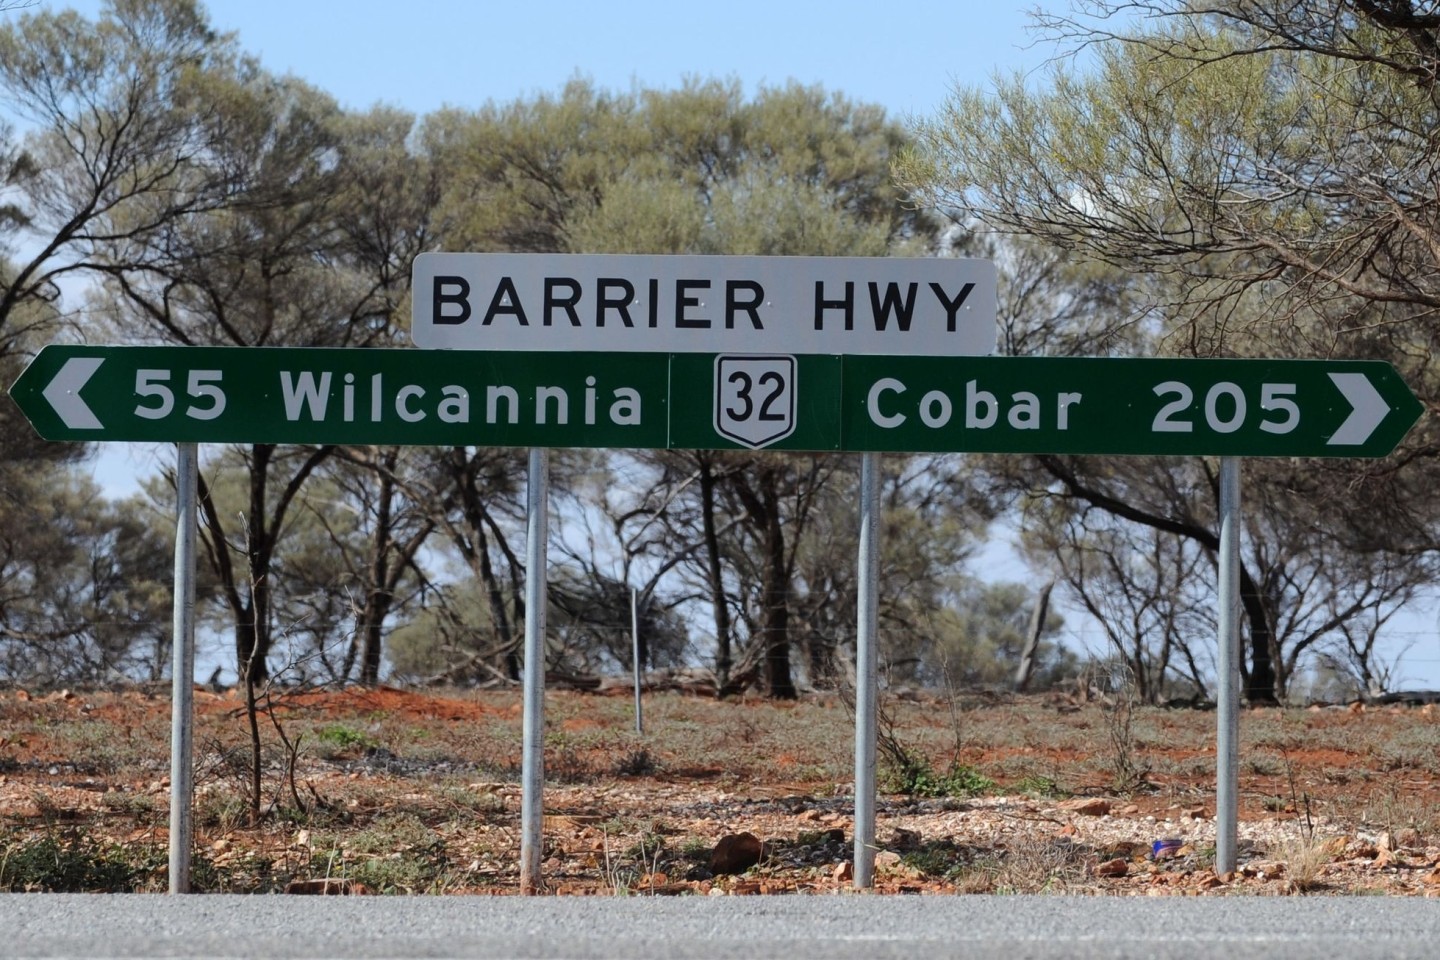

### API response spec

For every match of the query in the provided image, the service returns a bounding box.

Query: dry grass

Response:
[2,687,1438,894]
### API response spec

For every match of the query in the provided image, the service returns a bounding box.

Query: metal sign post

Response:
[1215,457,1242,874]
[853,451,881,889]
[631,589,643,735]
[519,448,550,895]
[167,442,198,894]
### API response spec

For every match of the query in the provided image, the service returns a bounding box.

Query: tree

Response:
[0,0,236,347]
[95,68,436,684]
[0,472,175,686]
[898,3,1440,701]
[424,78,941,696]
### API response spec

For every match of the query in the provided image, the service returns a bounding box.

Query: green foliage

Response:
[879,749,994,798]
[899,578,1073,691]
[898,5,1440,704]
[900,840,967,879]
[0,831,164,892]
[320,813,451,893]
[430,77,930,258]
[434,784,505,815]
[314,724,372,754]
[1013,774,1068,799]
[0,470,176,686]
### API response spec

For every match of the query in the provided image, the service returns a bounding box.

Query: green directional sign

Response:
[8,345,670,447]
[842,356,1423,458]
[9,347,1423,457]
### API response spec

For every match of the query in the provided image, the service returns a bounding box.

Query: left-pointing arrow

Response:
[41,357,105,429]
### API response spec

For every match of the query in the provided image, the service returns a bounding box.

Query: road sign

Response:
[713,355,798,448]
[669,352,841,451]
[842,356,1423,458]
[10,347,1422,457]
[411,253,997,356]
[8,345,671,447]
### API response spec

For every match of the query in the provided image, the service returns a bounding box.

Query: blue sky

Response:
[55,0,1057,120]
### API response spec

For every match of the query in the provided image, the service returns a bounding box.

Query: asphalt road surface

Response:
[4,893,1438,959]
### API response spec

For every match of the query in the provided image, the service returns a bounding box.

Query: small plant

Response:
[99,790,158,820]
[1093,661,1149,794]
[0,831,164,892]
[545,733,597,784]
[194,789,251,833]
[322,813,451,893]
[679,836,711,859]
[1272,834,1331,893]
[314,724,372,755]
[614,747,656,777]
[435,784,505,815]
[1013,774,1068,799]
[900,840,965,879]
[879,751,994,798]
[956,835,1087,894]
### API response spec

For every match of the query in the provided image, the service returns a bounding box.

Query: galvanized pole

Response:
[1216,457,1241,875]
[853,451,881,889]
[631,588,643,735]
[519,448,550,895]
[168,442,198,894]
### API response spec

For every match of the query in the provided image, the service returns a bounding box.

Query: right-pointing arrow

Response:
[1327,372,1387,446]
[40,356,105,429]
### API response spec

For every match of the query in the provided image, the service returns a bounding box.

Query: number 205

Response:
[134,369,227,420]
[1152,381,1298,435]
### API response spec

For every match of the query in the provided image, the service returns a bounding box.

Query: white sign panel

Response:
[412,253,996,356]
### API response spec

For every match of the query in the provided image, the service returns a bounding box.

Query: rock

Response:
[1242,860,1286,879]
[709,832,763,875]
[1094,857,1129,878]
[1060,797,1111,817]
[1394,827,1423,850]
[833,861,853,882]
[1350,842,1379,860]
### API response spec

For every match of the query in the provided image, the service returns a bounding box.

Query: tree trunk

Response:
[358,460,396,686]
[240,445,273,685]
[1013,580,1053,692]
[441,447,520,681]
[759,473,797,700]
[698,456,734,692]
[1237,568,1279,704]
